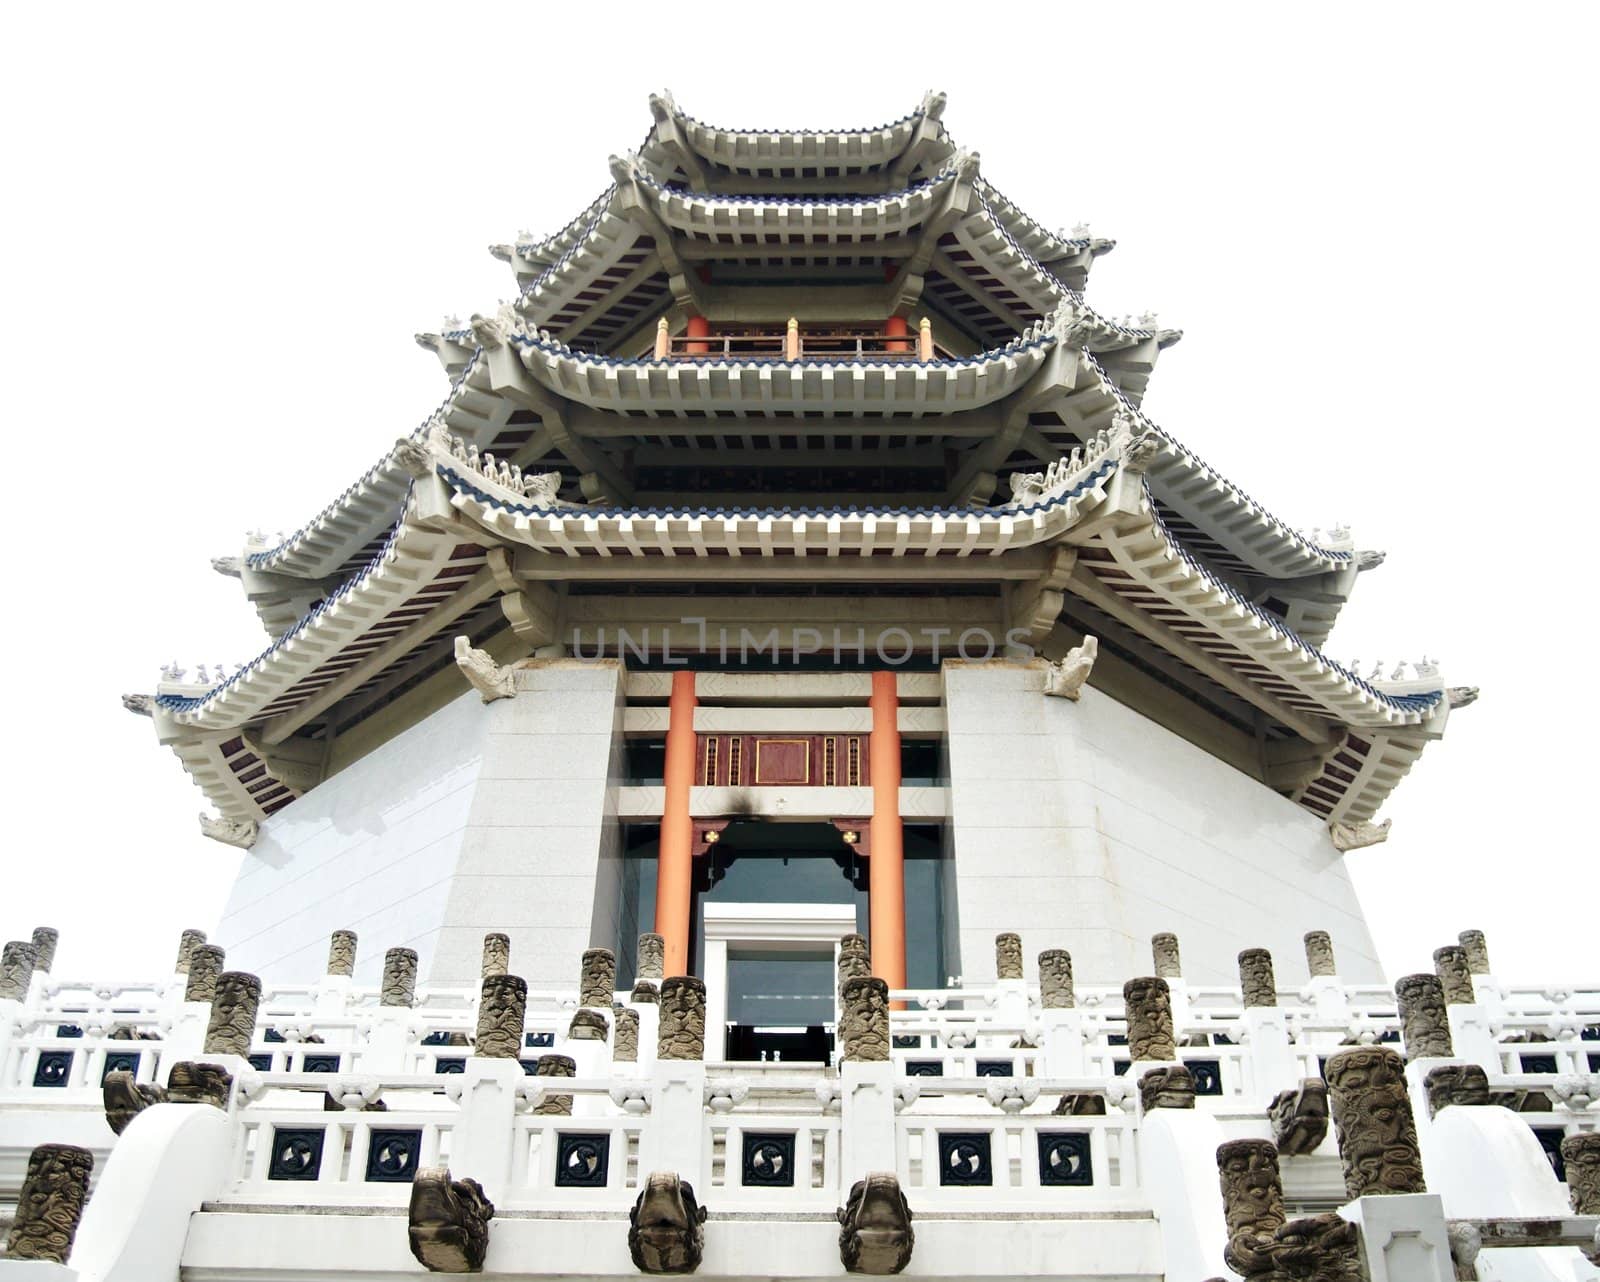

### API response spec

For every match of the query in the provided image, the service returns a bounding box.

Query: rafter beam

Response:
[1065,563,1331,746]
[258,566,502,746]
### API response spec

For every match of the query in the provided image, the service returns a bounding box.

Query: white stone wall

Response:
[216,661,625,988]
[942,660,1384,986]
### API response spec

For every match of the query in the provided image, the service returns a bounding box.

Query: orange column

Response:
[656,670,698,976]
[868,671,907,991]
[884,314,909,354]
[686,314,710,357]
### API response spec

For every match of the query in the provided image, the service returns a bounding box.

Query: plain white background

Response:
[1,3,1593,984]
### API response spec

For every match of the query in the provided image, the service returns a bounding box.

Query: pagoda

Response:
[127,89,1472,1000]
[8,91,1600,1282]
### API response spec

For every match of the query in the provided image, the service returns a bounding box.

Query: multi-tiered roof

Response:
[129,93,1473,843]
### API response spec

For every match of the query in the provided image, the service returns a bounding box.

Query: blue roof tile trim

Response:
[1083,352,1351,569]
[245,354,483,572]
[672,103,927,141]
[160,508,411,714]
[440,457,1116,523]
[1143,498,1438,715]
[643,166,950,209]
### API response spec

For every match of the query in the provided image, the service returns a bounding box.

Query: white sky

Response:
[2,3,1594,986]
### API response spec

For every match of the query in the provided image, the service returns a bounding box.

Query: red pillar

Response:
[656,671,698,976]
[868,671,907,992]
[686,314,710,357]
[884,315,909,355]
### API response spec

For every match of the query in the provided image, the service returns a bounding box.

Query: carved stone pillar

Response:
[1039,949,1076,1009]
[185,944,226,1003]
[532,1054,576,1115]
[203,971,262,1056]
[1239,949,1277,1007]
[1216,1138,1286,1276]
[1123,977,1177,1062]
[1137,1064,1196,1110]
[481,933,510,978]
[1395,973,1453,1060]
[5,1143,94,1263]
[475,975,527,1058]
[1324,1046,1426,1199]
[1152,932,1182,979]
[838,933,871,988]
[1561,1132,1600,1214]
[1431,946,1474,1005]
[631,979,659,1004]
[1422,1064,1490,1118]
[174,928,207,974]
[0,940,36,1001]
[658,977,707,1060]
[580,948,616,1008]
[327,930,358,978]
[637,933,666,981]
[840,976,890,1062]
[383,948,418,1007]
[1304,931,1337,977]
[30,927,58,974]
[994,932,1024,980]
[614,1007,640,1062]
[1458,930,1491,975]
[568,1009,608,1041]
[103,1069,166,1134]
[1216,1139,1360,1280]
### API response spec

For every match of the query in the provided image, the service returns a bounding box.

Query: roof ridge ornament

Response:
[951,147,981,184]
[1329,819,1391,852]
[199,812,258,849]
[468,302,523,351]
[121,694,154,717]
[920,89,948,121]
[648,90,678,125]
[1043,636,1099,700]
[455,636,516,703]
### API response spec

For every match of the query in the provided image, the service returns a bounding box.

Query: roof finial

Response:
[648,90,677,124]
[921,89,948,121]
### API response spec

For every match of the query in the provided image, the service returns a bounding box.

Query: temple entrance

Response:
[723,945,835,1062]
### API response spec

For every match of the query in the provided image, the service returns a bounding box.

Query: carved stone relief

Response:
[30,927,58,974]
[531,1054,576,1115]
[185,944,226,1003]
[1395,973,1454,1060]
[1458,930,1491,975]
[1038,949,1075,1009]
[1123,977,1177,1062]
[1432,946,1475,1005]
[840,977,891,1062]
[838,934,872,988]
[203,971,262,1056]
[837,1172,914,1274]
[383,948,418,1008]
[1304,931,1337,978]
[1268,1079,1329,1155]
[1138,1064,1196,1111]
[5,1144,94,1263]
[481,933,510,978]
[174,928,207,974]
[1151,933,1182,979]
[327,929,358,978]
[658,977,707,1061]
[1423,1064,1490,1118]
[408,1165,494,1273]
[637,933,666,981]
[994,933,1024,980]
[1324,1046,1426,1199]
[629,1172,707,1274]
[581,948,617,1008]
[476,975,527,1059]
[568,1009,609,1041]
[0,940,36,1001]
[1562,1133,1600,1214]
[103,1069,167,1135]
[167,1061,234,1109]
[614,1007,640,1062]
[1239,949,1277,1008]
